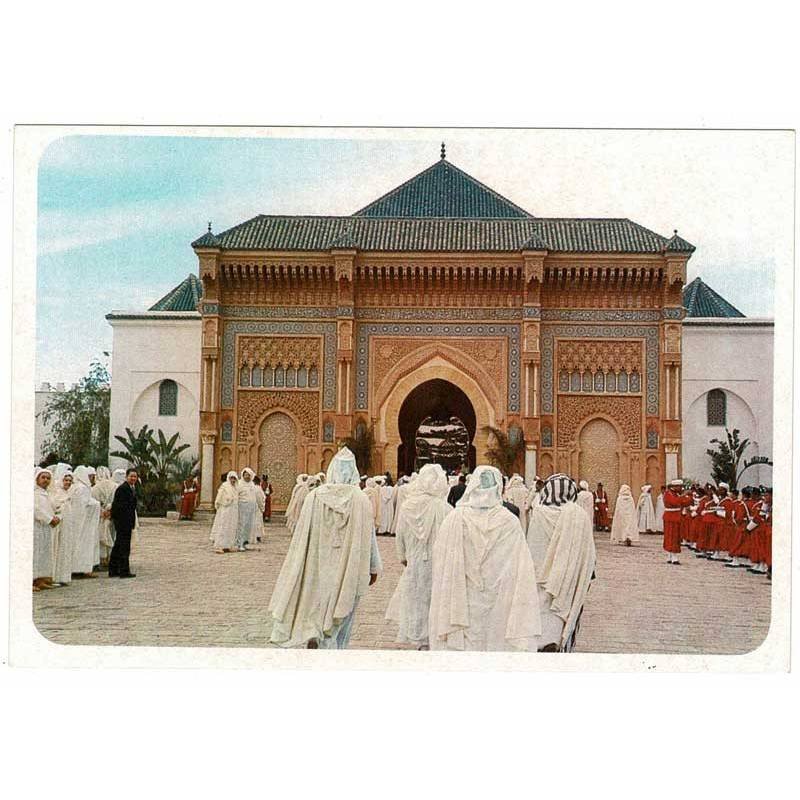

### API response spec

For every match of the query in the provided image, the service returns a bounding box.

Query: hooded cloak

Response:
[269,447,380,648]
[429,466,542,651]
[636,485,656,533]
[386,464,453,645]
[66,465,101,573]
[33,468,56,579]
[504,474,530,532]
[91,466,117,557]
[576,480,595,522]
[212,472,239,549]
[610,485,639,544]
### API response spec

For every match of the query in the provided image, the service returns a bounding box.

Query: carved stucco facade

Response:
[193,245,691,510]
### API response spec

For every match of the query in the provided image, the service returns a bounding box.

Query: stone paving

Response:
[32,517,771,654]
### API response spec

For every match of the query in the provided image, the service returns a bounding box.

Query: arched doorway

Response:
[258,411,297,510]
[578,417,621,513]
[396,379,477,476]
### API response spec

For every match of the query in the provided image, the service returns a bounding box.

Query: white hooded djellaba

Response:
[654,488,665,533]
[526,474,597,652]
[284,474,309,533]
[67,466,101,574]
[390,474,416,535]
[363,477,381,528]
[212,472,239,551]
[268,447,382,649]
[33,468,56,580]
[386,463,452,647]
[50,467,75,584]
[503,474,529,531]
[91,466,117,562]
[235,467,258,548]
[428,465,542,652]
[576,480,595,524]
[610,485,639,545]
[378,479,395,534]
[636,484,656,533]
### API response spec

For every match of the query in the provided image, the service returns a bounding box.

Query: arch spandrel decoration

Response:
[236,390,319,442]
[557,395,642,449]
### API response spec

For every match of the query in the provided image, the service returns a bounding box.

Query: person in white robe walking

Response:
[269,447,382,649]
[363,477,382,530]
[654,486,666,533]
[234,467,258,551]
[33,468,59,590]
[636,484,656,534]
[610,484,639,545]
[378,477,395,535]
[212,472,239,553]
[285,474,309,533]
[386,463,452,648]
[50,468,75,584]
[390,474,416,535]
[250,475,267,543]
[525,473,597,652]
[429,465,542,651]
[66,466,101,577]
[576,480,595,526]
[504,474,530,532]
[91,466,116,567]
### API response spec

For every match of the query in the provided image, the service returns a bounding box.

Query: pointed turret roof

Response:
[191,224,222,248]
[148,273,203,312]
[352,157,532,219]
[665,229,696,253]
[682,277,744,318]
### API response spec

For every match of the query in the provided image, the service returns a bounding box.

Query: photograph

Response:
[15,126,790,664]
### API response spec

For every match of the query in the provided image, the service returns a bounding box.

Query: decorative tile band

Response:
[662,307,684,320]
[541,308,662,322]
[541,324,659,415]
[202,303,220,315]
[336,306,354,317]
[523,307,541,318]
[221,320,337,409]
[354,307,524,321]
[220,305,338,319]
[355,322,521,412]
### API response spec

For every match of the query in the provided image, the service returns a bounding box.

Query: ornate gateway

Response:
[192,150,694,509]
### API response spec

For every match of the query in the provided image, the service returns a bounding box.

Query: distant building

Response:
[681,277,773,487]
[106,274,202,471]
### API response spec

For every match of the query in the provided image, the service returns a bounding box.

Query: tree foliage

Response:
[706,427,750,489]
[41,359,110,466]
[482,425,525,476]
[342,423,374,475]
[110,425,192,516]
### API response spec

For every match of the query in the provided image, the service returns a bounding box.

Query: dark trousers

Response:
[108,527,132,576]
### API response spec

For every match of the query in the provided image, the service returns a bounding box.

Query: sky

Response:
[35,129,791,385]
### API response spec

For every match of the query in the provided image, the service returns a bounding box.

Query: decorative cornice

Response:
[219,305,338,319]
[354,307,523,321]
[541,308,662,323]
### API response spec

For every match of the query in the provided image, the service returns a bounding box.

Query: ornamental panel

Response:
[239,335,321,370]
[236,390,320,442]
[557,395,642,448]
[557,339,643,374]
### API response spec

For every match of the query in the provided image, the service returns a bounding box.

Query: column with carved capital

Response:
[199,432,217,508]
[332,245,356,438]
[521,247,545,462]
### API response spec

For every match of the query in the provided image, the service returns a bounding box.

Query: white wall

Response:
[682,319,774,486]
[107,315,201,470]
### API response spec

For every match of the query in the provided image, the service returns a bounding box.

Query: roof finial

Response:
[673,229,678,236]
[208,221,212,233]
[440,142,446,160]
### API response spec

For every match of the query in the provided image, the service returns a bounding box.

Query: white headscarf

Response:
[34,466,52,484]
[326,447,360,486]
[458,465,504,509]
[96,466,112,481]
[73,465,93,488]
[112,468,126,485]
[579,480,590,491]
[241,467,255,480]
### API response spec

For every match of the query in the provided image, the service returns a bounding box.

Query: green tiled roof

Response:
[353,158,532,218]
[206,215,677,254]
[682,277,744,318]
[191,157,696,255]
[148,273,202,312]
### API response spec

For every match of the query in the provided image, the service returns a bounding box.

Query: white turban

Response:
[718,482,730,490]
[34,466,52,483]
[579,480,589,491]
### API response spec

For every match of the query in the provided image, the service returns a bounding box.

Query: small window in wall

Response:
[606,371,617,393]
[251,366,263,388]
[274,366,285,387]
[159,379,178,416]
[629,370,641,393]
[707,389,726,426]
[570,371,581,392]
[617,370,629,393]
[239,367,250,387]
[581,371,592,392]
[264,367,274,388]
[309,366,319,388]
[323,421,335,442]
[297,366,308,388]
[594,371,605,393]
[285,366,297,388]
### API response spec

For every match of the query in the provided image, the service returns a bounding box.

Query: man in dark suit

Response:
[109,468,139,578]
[447,474,467,507]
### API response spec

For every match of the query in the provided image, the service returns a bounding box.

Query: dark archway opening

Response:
[396,379,477,476]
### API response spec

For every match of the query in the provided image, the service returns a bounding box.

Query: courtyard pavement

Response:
[32,517,771,654]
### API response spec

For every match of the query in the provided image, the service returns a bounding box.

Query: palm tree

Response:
[482,425,525,475]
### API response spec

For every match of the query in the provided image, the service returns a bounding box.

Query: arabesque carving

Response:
[557,339,643,373]
[239,336,321,369]
[236,390,319,441]
[557,395,642,448]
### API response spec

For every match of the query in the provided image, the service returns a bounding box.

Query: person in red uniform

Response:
[593,483,610,531]
[725,489,749,567]
[261,473,273,522]
[179,477,199,520]
[748,488,771,577]
[688,487,709,551]
[710,483,734,561]
[696,486,718,558]
[662,479,692,564]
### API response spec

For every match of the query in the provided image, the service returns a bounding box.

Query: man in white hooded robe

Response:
[526,473,597,652]
[636,484,657,534]
[428,465,542,651]
[66,465,101,577]
[268,447,382,649]
[91,466,117,567]
[284,474,309,533]
[386,463,452,648]
[610,485,639,545]
[33,468,59,590]
[390,473,417,536]
[378,477,395,535]
[576,480,595,525]
[212,472,239,553]
[654,486,666,533]
[363,477,382,530]
[503,474,530,533]
[234,467,258,551]
[50,468,75,585]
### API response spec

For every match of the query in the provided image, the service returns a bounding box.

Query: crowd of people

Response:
[33,463,141,589]
[210,469,273,553]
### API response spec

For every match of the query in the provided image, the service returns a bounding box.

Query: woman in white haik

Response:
[212,472,239,553]
[636,484,656,534]
[610,484,639,546]
[526,473,597,652]
[386,463,452,649]
[284,474,309,533]
[429,465,542,651]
